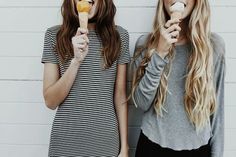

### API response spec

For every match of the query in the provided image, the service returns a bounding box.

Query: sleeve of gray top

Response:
[210,35,226,157]
[132,35,169,111]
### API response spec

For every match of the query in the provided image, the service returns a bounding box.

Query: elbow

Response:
[132,94,151,112]
[139,102,151,112]
[45,100,58,110]
[43,92,58,110]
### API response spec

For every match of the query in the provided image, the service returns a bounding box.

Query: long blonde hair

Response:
[131,0,216,131]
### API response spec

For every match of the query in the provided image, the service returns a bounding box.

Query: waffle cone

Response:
[79,12,89,29]
[171,12,183,20]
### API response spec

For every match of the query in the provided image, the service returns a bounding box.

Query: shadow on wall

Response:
[127,59,144,156]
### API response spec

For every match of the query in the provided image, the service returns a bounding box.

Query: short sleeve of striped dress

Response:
[41,29,59,64]
[117,27,131,64]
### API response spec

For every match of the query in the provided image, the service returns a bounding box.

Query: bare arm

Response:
[114,64,129,156]
[42,28,89,110]
[43,59,81,110]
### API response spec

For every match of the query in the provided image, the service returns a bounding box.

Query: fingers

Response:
[165,24,181,33]
[160,28,179,45]
[83,35,89,43]
[162,32,178,44]
[74,44,88,61]
[167,38,178,44]
[72,34,89,49]
[165,19,180,28]
[76,27,88,36]
[157,19,182,54]
[77,44,88,52]
[161,20,181,44]
[72,27,89,62]
[169,31,180,39]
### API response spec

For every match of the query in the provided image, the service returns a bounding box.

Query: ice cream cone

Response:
[79,12,89,29]
[170,2,185,20]
[76,0,92,29]
[171,11,183,20]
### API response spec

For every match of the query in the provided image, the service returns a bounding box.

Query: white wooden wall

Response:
[0,0,235,156]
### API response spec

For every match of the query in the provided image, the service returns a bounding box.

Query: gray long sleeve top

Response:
[132,33,225,157]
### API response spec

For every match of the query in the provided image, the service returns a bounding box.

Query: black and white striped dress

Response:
[41,25,130,157]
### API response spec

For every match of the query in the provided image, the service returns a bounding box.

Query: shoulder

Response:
[116,25,128,35]
[116,25,129,41]
[211,33,225,80]
[135,34,149,48]
[47,25,61,33]
[132,34,149,62]
[116,26,129,48]
[211,32,226,62]
[45,25,61,40]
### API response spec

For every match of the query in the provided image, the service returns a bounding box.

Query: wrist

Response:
[120,144,129,152]
[71,58,81,67]
[155,48,168,59]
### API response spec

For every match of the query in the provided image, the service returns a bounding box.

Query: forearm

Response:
[132,52,168,111]
[44,59,81,109]
[210,83,224,157]
[210,105,224,157]
[211,53,225,157]
[115,94,129,152]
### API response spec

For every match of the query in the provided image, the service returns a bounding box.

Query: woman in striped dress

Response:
[41,0,130,156]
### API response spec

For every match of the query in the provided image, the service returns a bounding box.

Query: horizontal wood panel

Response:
[0,103,55,125]
[0,81,234,106]
[0,124,235,150]
[0,0,235,7]
[0,32,234,58]
[0,124,51,145]
[0,103,143,126]
[219,33,236,58]
[0,32,139,57]
[0,144,48,157]
[0,124,140,146]
[224,151,236,157]
[0,8,62,32]
[226,59,236,82]
[0,81,43,103]
[0,32,44,57]
[0,7,235,33]
[0,57,43,80]
[0,0,155,7]
[0,57,234,82]
[1,103,235,128]
[112,6,234,33]
[0,0,62,7]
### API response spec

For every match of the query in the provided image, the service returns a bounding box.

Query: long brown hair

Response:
[132,0,216,131]
[56,0,121,68]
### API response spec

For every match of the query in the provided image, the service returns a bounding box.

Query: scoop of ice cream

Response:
[77,0,92,13]
[170,2,185,13]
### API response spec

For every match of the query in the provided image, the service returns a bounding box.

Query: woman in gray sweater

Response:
[131,0,225,157]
